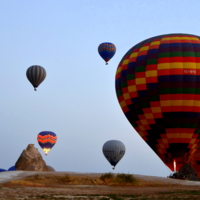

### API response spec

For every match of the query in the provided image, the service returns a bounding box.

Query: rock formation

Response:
[177,163,199,181]
[15,144,53,171]
[46,165,55,171]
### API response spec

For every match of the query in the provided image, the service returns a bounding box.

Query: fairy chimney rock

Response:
[15,144,49,171]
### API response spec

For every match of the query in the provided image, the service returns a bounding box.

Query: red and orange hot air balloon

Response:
[115,33,200,172]
[37,131,57,155]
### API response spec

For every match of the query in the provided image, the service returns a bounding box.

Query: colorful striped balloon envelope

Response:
[115,33,200,172]
[37,131,57,155]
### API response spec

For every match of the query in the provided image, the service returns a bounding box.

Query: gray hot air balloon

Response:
[26,65,46,91]
[102,140,125,170]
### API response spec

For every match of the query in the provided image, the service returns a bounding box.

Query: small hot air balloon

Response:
[102,140,125,169]
[37,131,57,155]
[98,42,116,65]
[26,65,46,91]
[115,33,200,172]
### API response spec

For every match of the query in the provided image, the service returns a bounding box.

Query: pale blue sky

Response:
[0,0,200,176]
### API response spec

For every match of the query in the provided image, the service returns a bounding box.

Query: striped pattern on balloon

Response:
[26,65,46,91]
[98,42,116,65]
[37,131,57,155]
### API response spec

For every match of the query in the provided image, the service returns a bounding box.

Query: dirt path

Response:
[1,184,200,199]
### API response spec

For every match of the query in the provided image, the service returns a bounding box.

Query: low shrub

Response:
[114,173,137,185]
[100,173,114,181]
[100,173,137,185]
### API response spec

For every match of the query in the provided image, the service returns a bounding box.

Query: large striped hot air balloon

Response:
[37,131,57,155]
[98,42,116,65]
[102,140,125,169]
[26,65,46,91]
[115,33,200,172]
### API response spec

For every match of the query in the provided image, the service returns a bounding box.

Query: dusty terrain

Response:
[0,171,200,199]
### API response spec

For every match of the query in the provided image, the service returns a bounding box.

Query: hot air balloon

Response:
[102,140,125,169]
[37,131,57,155]
[26,65,46,91]
[98,42,116,65]
[115,33,200,172]
[8,166,16,171]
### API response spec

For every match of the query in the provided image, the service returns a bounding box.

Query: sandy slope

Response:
[1,171,200,186]
[0,171,200,199]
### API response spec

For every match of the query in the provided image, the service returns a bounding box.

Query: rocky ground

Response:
[0,171,200,199]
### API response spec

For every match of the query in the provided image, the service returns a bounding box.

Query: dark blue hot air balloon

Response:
[0,168,6,172]
[98,42,116,65]
[37,131,57,155]
[8,166,16,171]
